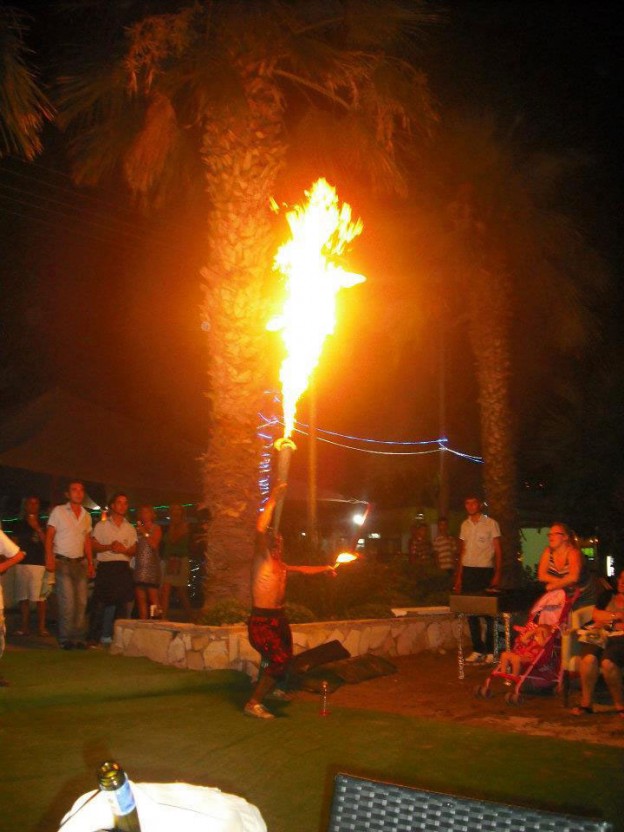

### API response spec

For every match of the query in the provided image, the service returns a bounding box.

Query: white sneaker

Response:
[484,654,495,664]
[465,651,485,663]
[244,701,275,720]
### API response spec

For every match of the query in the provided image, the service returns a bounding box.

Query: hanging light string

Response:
[257,412,483,463]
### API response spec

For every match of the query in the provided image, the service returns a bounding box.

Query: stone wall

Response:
[111,607,461,677]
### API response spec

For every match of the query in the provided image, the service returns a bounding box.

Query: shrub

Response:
[345,603,394,620]
[283,602,317,623]
[196,598,249,626]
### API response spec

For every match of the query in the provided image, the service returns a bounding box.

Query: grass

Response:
[1,649,623,832]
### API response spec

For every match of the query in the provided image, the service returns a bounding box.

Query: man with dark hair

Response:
[453,494,502,664]
[45,480,94,649]
[433,517,458,583]
[245,482,336,719]
[89,493,137,646]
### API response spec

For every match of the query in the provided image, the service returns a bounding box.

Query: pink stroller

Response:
[475,588,578,704]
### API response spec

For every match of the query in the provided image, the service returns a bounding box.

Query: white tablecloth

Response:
[58,782,267,832]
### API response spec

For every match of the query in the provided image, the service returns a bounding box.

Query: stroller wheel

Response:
[505,691,523,705]
[474,684,491,699]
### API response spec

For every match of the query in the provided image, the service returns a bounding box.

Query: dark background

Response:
[1,1,622,532]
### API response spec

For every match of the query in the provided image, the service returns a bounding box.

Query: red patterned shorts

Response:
[247,608,293,679]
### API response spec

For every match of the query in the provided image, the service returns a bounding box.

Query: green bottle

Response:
[97,761,141,832]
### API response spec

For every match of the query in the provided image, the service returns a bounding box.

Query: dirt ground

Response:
[296,650,624,749]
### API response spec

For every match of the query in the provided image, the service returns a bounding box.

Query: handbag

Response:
[576,624,609,649]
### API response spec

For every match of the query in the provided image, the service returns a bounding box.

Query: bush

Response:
[196,598,249,626]
[283,602,317,623]
[345,603,394,620]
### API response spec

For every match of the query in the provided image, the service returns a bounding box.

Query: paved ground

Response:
[296,649,624,748]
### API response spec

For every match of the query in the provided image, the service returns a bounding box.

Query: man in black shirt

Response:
[13,496,49,637]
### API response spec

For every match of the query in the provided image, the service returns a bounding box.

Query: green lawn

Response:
[1,649,622,832]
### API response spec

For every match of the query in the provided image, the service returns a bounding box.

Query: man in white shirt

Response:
[0,529,25,685]
[89,493,137,646]
[45,481,94,649]
[454,494,502,664]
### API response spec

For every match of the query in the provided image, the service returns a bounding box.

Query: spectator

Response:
[160,503,193,621]
[0,528,25,685]
[571,568,624,717]
[408,524,433,565]
[134,505,162,619]
[45,480,95,650]
[432,517,458,581]
[13,496,49,636]
[453,494,502,664]
[89,493,137,646]
[537,522,594,609]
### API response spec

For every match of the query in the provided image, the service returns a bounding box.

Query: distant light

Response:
[369,533,381,539]
[352,513,366,526]
[607,556,615,577]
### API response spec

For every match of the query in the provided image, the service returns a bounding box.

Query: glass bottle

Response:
[97,761,141,832]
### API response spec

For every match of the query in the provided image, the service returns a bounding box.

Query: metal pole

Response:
[438,324,450,518]
[307,381,318,550]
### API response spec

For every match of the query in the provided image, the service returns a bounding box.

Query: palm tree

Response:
[422,116,607,583]
[55,0,438,602]
[363,115,606,583]
[0,6,52,160]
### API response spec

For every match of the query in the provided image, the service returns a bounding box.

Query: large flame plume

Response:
[268,178,365,439]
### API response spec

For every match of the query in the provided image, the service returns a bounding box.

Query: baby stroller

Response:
[475,588,578,704]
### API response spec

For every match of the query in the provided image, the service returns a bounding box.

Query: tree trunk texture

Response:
[468,266,522,587]
[199,72,286,604]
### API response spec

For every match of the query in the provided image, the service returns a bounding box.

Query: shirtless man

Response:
[245,482,336,719]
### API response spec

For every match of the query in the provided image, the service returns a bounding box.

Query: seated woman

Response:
[537,523,593,609]
[571,568,624,716]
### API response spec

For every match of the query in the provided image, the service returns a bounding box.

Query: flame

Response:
[334,552,358,567]
[268,178,365,438]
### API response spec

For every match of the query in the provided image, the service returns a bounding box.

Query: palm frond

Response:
[0,7,53,160]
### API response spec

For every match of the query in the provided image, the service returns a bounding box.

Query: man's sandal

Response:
[570,704,594,716]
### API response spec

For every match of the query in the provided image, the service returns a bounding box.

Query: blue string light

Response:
[258,412,483,463]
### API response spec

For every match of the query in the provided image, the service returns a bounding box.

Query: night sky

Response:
[1,2,622,527]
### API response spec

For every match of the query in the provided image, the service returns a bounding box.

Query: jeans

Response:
[55,557,88,644]
[88,600,133,644]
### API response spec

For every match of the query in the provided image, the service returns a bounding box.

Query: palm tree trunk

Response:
[199,75,286,604]
[468,266,522,587]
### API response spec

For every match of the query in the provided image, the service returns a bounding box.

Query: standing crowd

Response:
[0,480,197,666]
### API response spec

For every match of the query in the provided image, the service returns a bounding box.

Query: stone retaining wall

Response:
[111,607,461,677]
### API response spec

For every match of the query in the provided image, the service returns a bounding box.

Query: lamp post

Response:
[307,380,319,550]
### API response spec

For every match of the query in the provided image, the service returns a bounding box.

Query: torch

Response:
[272,436,296,534]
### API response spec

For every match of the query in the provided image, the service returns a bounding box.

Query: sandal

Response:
[570,704,594,716]
[14,630,30,637]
